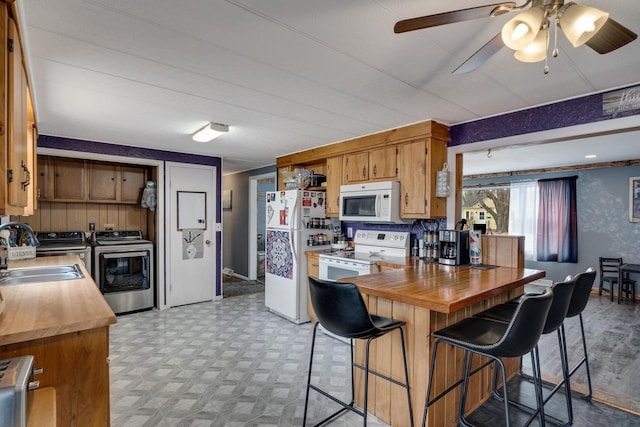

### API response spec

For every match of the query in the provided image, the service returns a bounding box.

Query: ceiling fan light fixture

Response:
[559,2,609,47]
[501,6,545,50]
[192,122,229,142]
[514,28,549,62]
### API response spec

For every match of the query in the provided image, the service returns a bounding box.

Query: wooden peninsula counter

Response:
[0,255,117,427]
[340,260,545,427]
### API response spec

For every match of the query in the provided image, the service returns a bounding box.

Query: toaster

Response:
[0,356,36,427]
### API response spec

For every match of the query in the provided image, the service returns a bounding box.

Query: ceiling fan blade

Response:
[453,32,505,75]
[394,2,516,34]
[585,18,638,54]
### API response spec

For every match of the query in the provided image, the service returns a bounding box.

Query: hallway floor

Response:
[109,292,640,426]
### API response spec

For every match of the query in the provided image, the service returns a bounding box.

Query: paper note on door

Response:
[182,229,203,259]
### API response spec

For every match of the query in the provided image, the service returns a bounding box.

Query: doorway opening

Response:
[248,172,276,282]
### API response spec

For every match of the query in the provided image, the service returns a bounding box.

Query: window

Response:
[463,177,577,262]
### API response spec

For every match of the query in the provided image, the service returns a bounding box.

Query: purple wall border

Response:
[38,134,224,298]
[450,85,640,146]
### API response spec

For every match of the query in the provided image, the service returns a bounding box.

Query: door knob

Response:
[205,240,211,245]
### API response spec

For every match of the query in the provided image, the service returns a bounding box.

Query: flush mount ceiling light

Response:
[393,0,637,75]
[192,122,229,142]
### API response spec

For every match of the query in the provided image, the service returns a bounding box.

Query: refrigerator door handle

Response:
[290,229,298,267]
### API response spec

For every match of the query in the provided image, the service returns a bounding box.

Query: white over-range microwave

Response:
[339,180,404,223]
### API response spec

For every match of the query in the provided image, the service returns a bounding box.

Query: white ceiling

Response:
[17,0,640,175]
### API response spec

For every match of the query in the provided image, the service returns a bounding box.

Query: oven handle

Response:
[100,251,149,259]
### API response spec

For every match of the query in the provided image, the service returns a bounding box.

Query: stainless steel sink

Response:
[0,264,84,285]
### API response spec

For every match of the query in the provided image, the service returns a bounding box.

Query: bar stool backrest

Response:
[484,289,553,358]
[566,269,597,318]
[308,276,379,339]
[542,277,577,334]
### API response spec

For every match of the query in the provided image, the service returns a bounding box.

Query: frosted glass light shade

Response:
[515,28,548,62]
[560,3,609,47]
[502,6,545,50]
[192,122,229,142]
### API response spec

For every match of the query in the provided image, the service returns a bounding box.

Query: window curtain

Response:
[536,176,578,262]
[508,181,538,260]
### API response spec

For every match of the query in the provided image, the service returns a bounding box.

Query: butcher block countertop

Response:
[0,255,117,346]
[342,260,545,313]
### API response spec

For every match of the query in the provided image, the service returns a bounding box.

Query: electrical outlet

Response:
[104,224,115,230]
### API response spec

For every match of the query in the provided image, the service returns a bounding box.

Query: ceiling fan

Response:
[394,1,637,74]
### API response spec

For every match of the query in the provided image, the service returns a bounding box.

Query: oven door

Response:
[318,257,373,282]
[97,250,151,294]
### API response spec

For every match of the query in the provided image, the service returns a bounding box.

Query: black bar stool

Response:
[559,268,597,401]
[475,276,577,426]
[421,289,553,427]
[303,277,414,427]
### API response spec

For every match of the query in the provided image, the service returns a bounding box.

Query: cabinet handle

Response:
[21,161,31,190]
[336,197,339,207]
[405,193,409,206]
[373,164,377,177]
[362,167,366,177]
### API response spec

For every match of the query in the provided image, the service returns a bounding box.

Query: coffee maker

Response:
[438,230,469,266]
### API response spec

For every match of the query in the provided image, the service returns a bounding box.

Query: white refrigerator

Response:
[265,189,331,323]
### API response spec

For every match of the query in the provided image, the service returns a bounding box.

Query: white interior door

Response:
[168,163,216,307]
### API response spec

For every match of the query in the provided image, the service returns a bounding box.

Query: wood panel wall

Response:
[14,201,149,236]
[353,288,523,427]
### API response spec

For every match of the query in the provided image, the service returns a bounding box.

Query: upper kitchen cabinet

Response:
[0,4,36,215]
[89,162,146,203]
[397,139,447,219]
[344,146,397,183]
[343,152,369,183]
[120,166,147,203]
[368,146,397,180]
[325,156,342,216]
[50,157,87,201]
[39,156,149,204]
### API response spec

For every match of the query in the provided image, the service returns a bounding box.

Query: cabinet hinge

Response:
[7,38,13,53]
[7,169,13,183]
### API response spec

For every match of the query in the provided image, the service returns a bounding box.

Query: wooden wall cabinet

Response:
[368,146,397,180]
[325,156,342,216]
[276,121,450,220]
[343,147,397,184]
[51,157,86,201]
[344,152,369,183]
[89,163,146,203]
[39,156,148,204]
[0,5,36,216]
[398,138,447,219]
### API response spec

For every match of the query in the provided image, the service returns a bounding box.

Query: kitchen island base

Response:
[354,289,524,426]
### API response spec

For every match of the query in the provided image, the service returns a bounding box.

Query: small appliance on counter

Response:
[0,355,38,427]
[438,230,469,266]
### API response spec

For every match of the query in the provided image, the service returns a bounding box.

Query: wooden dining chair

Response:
[598,257,636,302]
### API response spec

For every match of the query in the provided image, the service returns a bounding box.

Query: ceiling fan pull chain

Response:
[552,16,559,58]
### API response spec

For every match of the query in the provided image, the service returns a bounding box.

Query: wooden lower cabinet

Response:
[0,326,111,426]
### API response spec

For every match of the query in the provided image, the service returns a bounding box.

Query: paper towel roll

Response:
[469,230,482,265]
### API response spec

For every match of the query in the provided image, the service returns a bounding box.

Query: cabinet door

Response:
[325,156,342,216]
[37,156,51,201]
[6,17,28,210]
[398,140,427,216]
[89,162,118,201]
[369,146,397,180]
[398,139,447,219]
[121,166,146,203]
[53,158,86,201]
[344,152,369,182]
